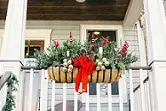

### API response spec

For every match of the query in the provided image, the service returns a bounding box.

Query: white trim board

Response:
[123,0,143,27]
[0,29,52,51]
[25,29,52,50]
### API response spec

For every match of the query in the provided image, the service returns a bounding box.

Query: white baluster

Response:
[146,81,151,111]
[108,84,112,111]
[140,69,146,111]
[145,80,151,111]
[51,81,55,111]
[28,69,34,111]
[63,83,67,111]
[40,69,48,111]
[119,78,124,111]
[138,89,142,111]
[136,90,140,111]
[74,88,78,111]
[144,82,149,111]
[134,91,138,111]
[129,69,135,111]
[97,83,101,111]
[86,84,89,111]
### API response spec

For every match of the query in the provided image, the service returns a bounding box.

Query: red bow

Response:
[73,55,95,93]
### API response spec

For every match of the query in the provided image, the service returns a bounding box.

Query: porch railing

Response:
[20,66,152,111]
[129,68,152,111]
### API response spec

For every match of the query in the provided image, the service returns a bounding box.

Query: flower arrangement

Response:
[34,32,137,93]
[34,32,138,73]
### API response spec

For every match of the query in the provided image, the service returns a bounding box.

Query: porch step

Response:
[47,100,82,111]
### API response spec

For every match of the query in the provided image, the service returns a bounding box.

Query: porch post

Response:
[143,0,166,111]
[0,0,28,110]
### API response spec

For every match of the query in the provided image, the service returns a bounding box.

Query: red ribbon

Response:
[73,55,95,93]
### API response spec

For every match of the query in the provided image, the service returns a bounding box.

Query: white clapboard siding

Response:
[123,27,141,89]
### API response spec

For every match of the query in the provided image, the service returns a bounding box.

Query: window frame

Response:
[80,24,127,103]
[23,29,51,66]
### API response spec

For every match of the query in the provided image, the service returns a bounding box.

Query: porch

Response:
[1,0,166,111]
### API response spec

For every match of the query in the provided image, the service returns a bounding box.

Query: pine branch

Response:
[4,73,18,111]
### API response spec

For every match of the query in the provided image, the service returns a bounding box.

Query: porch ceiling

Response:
[0,0,130,21]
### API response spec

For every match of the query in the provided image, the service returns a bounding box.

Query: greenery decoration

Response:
[34,32,138,72]
[3,73,18,111]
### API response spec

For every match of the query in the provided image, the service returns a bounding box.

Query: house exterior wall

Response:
[0,20,140,110]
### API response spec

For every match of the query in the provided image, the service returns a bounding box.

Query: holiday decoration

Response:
[34,32,138,93]
[91,32,95,48]
[52,40,59,48]
[3,73,18,111]
[73,50,95,93]
[102,37,110,46]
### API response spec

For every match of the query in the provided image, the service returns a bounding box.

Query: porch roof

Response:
[0,0,130,21]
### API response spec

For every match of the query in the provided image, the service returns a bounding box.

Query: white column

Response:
[143,0,166,111]
[0,0,28,110]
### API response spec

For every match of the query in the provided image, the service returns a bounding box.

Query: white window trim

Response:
[80,24,127,103]
[25,29,51,50]
[23,29,52,66]
[0,29,51,52]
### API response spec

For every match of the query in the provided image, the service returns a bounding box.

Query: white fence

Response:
[20,66,151,111]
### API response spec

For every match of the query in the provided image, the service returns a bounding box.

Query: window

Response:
[80,25,127,103]
[25,40,44,58]
[24,40,44,66]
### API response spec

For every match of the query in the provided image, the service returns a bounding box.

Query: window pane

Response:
[25,46,40,58]
[89,83,97,95]
[24,40,44,58]
[111,82,119,95]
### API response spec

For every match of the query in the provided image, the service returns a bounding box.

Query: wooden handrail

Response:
[0,72,12,90]
[21,66,152,70]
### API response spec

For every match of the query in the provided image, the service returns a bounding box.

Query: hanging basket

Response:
[47,66,121,83]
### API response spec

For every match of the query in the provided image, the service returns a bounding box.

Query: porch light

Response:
[76,0,86,3]
[94,31,100,35]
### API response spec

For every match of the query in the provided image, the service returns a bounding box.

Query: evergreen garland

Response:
[34,32,138,72]
[3,73,18,111]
